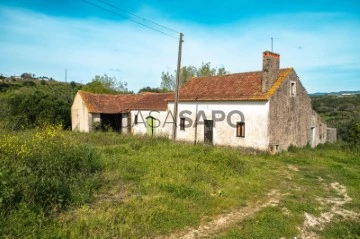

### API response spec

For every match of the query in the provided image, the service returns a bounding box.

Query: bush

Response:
[22,81,36,87]
[348,120,360,145]
[0,125,101,216]
[3,88,74,130]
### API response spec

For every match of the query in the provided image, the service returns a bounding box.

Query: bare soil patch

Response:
[154,190,282,239]
[299,181,359,239]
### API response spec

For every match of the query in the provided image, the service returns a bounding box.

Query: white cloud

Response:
[0,7,359,93]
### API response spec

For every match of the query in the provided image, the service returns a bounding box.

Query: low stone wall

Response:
[326,128,337,143]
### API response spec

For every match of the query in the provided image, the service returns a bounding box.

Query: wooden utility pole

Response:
[172,32,184,142]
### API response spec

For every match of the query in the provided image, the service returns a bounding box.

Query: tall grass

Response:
[0,125,101,237]
[35,132,283,238]
[1,130,359,238]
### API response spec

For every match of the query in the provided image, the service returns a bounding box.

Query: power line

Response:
[95,0,179,34]
[83,0,178,39]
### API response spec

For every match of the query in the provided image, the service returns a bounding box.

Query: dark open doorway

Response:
[100,113,122,133]
[204,120,213,144]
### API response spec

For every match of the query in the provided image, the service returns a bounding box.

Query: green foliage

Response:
[0,81,80,130]
[348,120,360,145]
[5,89,67,129]
[0,126,101,237]
[320,220,360,238]
[81,74,130,94]
[160,63,229,91]
[197,62,216,77]
[217,66,228,76]
[70,81,77,88]
[22,80,36,87]
[92,121,102,131]
[311,94,360,141]
[20,72,35,79]
[0,130,360,238]
[138,86,170,93]
[214,207,299,239]
[160,71,176,91]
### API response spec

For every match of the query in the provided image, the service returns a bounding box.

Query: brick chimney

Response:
[262,51,280,93]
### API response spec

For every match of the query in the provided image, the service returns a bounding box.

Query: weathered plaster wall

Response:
[130,110,172,137]
[268,70,313,150]
[92,113,100,123]
[310,110,328,146]
[71,93,91,132]
[121,113,129,134]
[168,101,270,150]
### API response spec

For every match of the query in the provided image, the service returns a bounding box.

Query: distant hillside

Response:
[310,90,360,97]
[311,94,360,141]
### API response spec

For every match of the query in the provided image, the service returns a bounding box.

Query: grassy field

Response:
[1,130,359,238]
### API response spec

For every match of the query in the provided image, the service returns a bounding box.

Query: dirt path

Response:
[299,180,359,239]
[154,190,282,239]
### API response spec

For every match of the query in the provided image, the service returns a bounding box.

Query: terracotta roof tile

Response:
[176,68,292,101]
[78,91,172,113]
[130,92,173,110]
[78,68,293,113]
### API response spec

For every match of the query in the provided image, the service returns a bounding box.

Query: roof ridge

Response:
[183,68,293,86]
[79,90,135,97]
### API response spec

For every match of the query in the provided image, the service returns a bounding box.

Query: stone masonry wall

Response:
[268,70,313,150]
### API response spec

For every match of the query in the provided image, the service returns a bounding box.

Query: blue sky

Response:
[0,0,359,93]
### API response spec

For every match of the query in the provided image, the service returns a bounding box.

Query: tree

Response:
[22,81,36,87]
[2,87,75,130]
[138,86,169,93]
[160,72,175,91]
[217,66,228,76]
[82,74,129,94]
[21,73,34,79]
[348,120,360,145]
[160,63,228,91]
[70,81,77,88]
[181,66,197,83]
[196,62,216,77]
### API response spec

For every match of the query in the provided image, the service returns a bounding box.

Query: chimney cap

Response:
[263,51,280,58]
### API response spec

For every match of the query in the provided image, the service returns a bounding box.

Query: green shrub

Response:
[348,120,360,145]
[22,80,36,87]
[0,125,101,216]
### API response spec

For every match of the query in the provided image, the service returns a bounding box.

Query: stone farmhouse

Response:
[71,51,336,151]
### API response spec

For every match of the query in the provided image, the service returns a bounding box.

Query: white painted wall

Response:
[122,113,129,134]
[92,113,100,123]
[71,92,270,150]
[130,110,172,137]
[71,93,92,132]
[168,101,270,150]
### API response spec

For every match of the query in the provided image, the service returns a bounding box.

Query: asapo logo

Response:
[130,110,245,128]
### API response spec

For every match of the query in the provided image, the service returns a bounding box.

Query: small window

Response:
[236,122,245,137]
[290,81,296,96]
[180,118,185,131]
[134,114,138,124]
